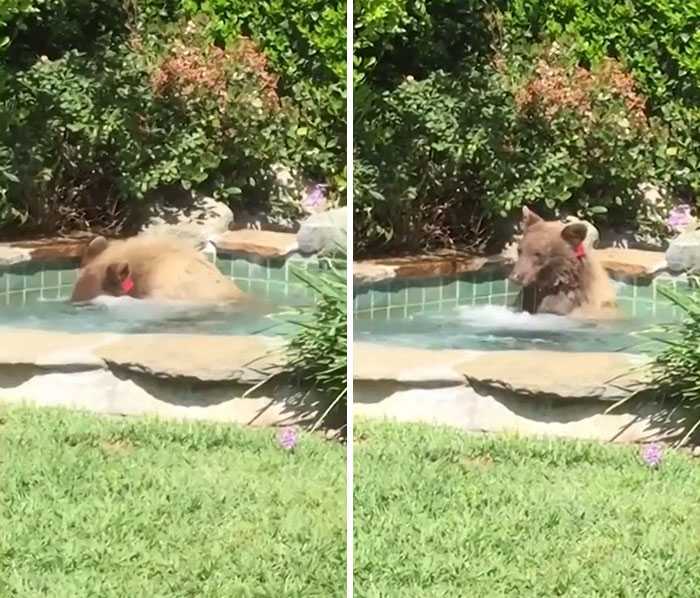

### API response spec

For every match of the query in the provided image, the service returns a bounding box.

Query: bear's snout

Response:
[509,265,536,287]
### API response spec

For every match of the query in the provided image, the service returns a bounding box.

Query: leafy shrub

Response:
[179,0,347,195]
[503,0,700,107]
[503,0,700,201]
[285,259,347,430]
[355,0,700,256]
[355,44,666,256]
[0,2,345,237]
[0,20,313,235]
[1,0,130,64]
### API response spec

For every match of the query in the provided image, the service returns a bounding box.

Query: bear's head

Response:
[509,207,588,288]
[70,237,136,302]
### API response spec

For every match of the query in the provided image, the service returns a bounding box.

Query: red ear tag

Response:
[575,242,586,259]
[121,276,135,294]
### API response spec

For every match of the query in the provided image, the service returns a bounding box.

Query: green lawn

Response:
[354,421,700,598]
[0,407,345,598]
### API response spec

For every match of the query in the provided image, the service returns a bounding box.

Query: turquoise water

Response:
[0,292,310,336]
[354,282,681,353]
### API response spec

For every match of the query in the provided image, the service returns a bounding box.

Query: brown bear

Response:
[509,207,617,317]
[70,235,247,303]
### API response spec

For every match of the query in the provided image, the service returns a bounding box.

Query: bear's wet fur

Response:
[71,235,247,303]
[509,207,617,317]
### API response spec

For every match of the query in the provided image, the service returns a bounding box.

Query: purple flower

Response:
[277,427,298,451]
[641,443,663,468]
[302,184,327,213]
[666,204,693,232]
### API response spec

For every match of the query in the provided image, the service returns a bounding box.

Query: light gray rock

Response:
[297,207,347,255]
[0,246,32,266]
[353,381,685,444]
[141,194,234,247]
[666,230,700,272]
[96,334,285,383]
[0,369,320,428]
[459,351,651,402]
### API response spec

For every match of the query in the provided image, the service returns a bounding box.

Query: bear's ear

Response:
[561,222,588,247]
[82,236,108,266]
[521,206,543,230]
[106,262,131,285]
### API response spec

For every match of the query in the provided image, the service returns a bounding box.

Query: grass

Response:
[354,421,700,598]
[0,407,345,598]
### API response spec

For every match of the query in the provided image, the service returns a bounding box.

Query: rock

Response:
[97,334,285,383]
[0,245,32,266]
[231,208,298,233]
[0,329,111,369]
[665,230,700,273]
[353,342,471,385]
[457,351,652,402]
[639,182,665,207]
[141,194,234,247]
[353,379,683,444]
[213,230,298,258]
[0,369,321,428]
[595,248,667,279]
[297,207,347,255]
[563,215,599,250]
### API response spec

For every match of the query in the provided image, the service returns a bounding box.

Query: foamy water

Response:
[355,302,659,352]
[0,293,296,336]
[448,305,588,332]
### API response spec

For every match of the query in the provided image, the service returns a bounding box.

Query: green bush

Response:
[0,2,345,237]
[355,0,700,256]
[355,45,667,256]
[503,0,700,199]
[179,0,347,194]
[0,14,344,235]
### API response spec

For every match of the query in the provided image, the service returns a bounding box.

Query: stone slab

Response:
[0,328,285,383]
[0,369,319,428]
[0,245,33,266]
[354,343,651,403]
[213,230,299,258]
[354,255,500,285]
[458,351,651,402]
[354,382,685,444]
[96,334,285,382]
[595,248,667,278]
[0,329,111,369]
[353,342,472,385]
[354,248,669,285]
[8,237,91,262]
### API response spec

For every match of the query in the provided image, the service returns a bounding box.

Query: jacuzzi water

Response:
[354,303,675,353]
[0,293,308,336]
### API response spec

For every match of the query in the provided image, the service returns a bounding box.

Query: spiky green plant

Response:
[644,279,700,444]
[285,256,347,432]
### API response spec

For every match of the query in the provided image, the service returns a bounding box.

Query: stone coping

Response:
[354,341,652,402]
[212,230,299,258]
[0,230,302,266]
[355,248,668,285]
[0,328,285,383]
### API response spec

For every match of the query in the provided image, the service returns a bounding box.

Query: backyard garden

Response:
[0,2,347,595]
[353,2,700,594]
